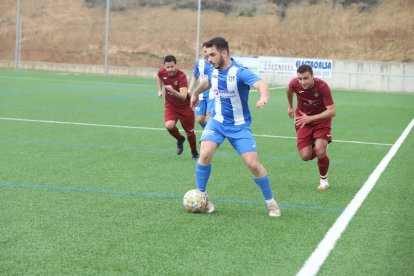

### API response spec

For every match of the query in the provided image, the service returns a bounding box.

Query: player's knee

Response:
[198,152,212,165]
[314,147,327,158]
[185,130,195,137]
[298,146,313,161]
[299,153,312,161]
[196,117,206,125]
[246,161,261,174]
[165,121,175,130]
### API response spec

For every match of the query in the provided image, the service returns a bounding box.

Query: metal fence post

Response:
[195,0,201,61]
[104,0,110,75]
[14,0,21,70]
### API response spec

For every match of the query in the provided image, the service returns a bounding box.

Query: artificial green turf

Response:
[318,128,414,276]
[0,69,413,275]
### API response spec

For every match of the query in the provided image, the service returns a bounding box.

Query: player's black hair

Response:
[297,64,313,75]
[204,37,230,55]
[164,55,177,64]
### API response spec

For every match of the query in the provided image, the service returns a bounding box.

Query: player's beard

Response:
[213,55,225,70]
[167,70,176,76]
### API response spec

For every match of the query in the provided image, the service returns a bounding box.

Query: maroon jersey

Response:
[289,78,334,117]
[157,67,190,109]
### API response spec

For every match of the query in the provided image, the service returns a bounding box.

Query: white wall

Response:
[259,60,413,93]
[1,59,413,93]
[329,60,413,92]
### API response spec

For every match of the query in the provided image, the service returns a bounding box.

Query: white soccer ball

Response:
[183,189,207,213]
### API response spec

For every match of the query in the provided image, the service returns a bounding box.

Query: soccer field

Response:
[0,69,413,275]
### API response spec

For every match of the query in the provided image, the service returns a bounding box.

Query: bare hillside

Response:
[0,0,412,70]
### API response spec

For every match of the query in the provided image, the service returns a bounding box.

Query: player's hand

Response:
[158,90,163,99]
[256,98,268,109]
[165,85,175,95]
[190,94,199,109]
[295,111,312,128]
[288,107,295,118]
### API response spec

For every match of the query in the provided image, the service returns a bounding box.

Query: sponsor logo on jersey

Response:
[219,89,236,99]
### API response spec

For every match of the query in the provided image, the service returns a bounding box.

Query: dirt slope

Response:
[0,0,412,70]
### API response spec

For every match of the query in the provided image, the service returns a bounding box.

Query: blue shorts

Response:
[195,99,214,116]
[200,119,257,155]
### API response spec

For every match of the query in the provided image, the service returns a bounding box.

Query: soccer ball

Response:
[183,189,207,213]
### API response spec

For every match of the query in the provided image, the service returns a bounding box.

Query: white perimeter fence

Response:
[1,59,413,93]
[261,60,414,93]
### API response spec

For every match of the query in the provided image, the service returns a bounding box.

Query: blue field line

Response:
[0,85,136,95]
[0,138,172,153]
[94,93,154,102]
[254,120,403,134]
[0,137,378,167]
[0,103,161,116]
[0,74,153,88]
[262,155,376,167]
[0,183,345,212]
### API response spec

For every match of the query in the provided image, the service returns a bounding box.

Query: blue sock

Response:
[254,175,273,200]
[196,163,211,192]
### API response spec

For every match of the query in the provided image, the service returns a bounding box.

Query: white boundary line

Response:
[0,117,393,146]
[297,118,414,276]
[0,117,165,131]
[251,86,285,92]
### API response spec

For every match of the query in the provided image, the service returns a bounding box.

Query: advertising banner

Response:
[234,56,333,78]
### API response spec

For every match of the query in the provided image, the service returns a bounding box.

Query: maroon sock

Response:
[318,155,330,177]
[186,132,197,152]
[167,126,182,140]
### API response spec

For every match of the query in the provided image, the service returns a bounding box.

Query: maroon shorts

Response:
[296,119,332,150]
[164,104,195,132]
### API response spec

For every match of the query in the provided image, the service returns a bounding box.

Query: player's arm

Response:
[311,83,336,120]
[286,87,295,118]
[295,104,336,128]
[164,85,188,101]
[192,78,211,97]
[309,104,336,121]
[157,77,164,98]
[296,83,335,125]
[252,80,269,109]
[178,86,189,100]
[190,78,211,108]
[188,75,199,94]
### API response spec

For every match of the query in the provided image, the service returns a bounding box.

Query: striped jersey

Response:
[193,58,214,101]
[208,59,261,126]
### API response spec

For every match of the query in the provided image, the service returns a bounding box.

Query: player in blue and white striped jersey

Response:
[188,45,214,129]
[190,37,281,217]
